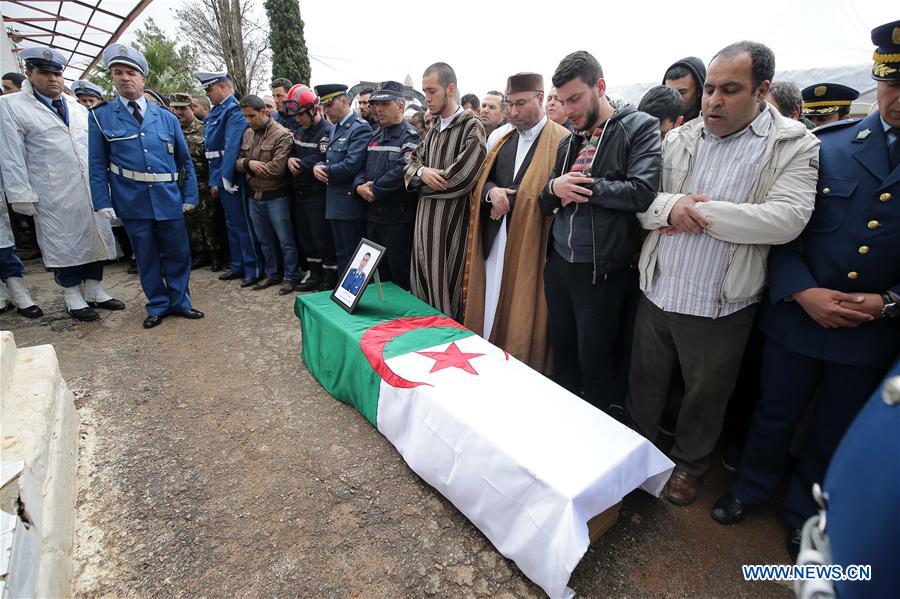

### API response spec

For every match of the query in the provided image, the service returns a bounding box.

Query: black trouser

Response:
[721,312,764,452]
[366,220,414,291]
[626,295,756,475]
[330,218,366,276]
[293,189,335,277]
[543,250,635,413]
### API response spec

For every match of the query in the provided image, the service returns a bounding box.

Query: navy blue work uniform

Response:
[204,94,261,278]
[823,356,900,598]
[352,121,421,290]
[319,112,371,273]
[89,95,199,316]
[729,111,900,529]
[291,116,336,279]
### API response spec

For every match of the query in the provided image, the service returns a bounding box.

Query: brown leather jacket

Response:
[236,118,293,199]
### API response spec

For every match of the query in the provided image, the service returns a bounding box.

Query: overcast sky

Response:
[122,0,894,97]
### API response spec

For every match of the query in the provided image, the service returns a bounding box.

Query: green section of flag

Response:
[295,282,465,426]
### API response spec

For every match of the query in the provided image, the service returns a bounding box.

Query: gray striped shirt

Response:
[646,108,771,318]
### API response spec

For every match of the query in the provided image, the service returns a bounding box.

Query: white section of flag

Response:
[376,335,674,599]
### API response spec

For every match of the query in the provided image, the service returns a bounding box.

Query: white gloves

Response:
[223,178,239,193]
[183,203,196,212]
[98,208,118,220]
[10,202,35,216]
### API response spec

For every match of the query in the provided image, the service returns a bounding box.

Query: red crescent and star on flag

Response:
[416,342,484,375]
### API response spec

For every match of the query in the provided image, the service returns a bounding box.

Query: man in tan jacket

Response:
[627,41,820,506]
[236,95,299,294]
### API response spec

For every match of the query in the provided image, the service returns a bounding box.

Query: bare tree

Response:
[175,0,269,96]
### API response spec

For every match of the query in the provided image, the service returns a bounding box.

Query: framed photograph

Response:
[331,238,386,314]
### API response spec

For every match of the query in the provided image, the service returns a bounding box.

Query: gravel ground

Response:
[2,260,794,598]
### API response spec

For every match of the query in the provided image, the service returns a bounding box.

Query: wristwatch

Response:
[416,166,425,178]
[881,292,899,319]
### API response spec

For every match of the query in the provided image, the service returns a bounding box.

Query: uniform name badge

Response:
[167,142,175,154]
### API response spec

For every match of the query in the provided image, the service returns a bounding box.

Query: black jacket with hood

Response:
[662,56,707,122]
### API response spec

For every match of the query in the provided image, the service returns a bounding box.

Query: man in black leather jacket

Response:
[538,50,662,414]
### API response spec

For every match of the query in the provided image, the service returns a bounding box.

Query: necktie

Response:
[51,98,66,124]
[889,129,900,171]
[128,100,143,124]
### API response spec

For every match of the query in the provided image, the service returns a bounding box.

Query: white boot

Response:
[84,279,113,303]
[6,277,43,318]
[6,277,37,308]
[63,285,89,310]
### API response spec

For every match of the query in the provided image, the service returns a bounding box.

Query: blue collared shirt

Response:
[117,94,147,117]
[882,116,897,146]
[33,89,68,126]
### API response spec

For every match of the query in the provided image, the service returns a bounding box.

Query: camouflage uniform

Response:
[179,117,224,257]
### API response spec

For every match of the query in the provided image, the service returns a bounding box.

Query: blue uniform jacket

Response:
[319,113,371,220]
[824,356,900,598]
[89,98,198,220]
[204,95,246,188]
[761,112,900,370]
[353,121,422,224]
[292,117,333,193]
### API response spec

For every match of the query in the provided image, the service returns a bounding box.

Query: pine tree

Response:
[264,0,311,85]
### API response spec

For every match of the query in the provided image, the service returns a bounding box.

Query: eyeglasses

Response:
[507,92,541,111]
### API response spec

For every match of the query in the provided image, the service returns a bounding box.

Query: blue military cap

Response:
[369,81,405,102]
[193,71,230,89]
[800,83,859,117]
[871,20,900,81]
[314,84,348,105]
[72,79,103,100]
[102,43,148,76]
[19,46,67,73]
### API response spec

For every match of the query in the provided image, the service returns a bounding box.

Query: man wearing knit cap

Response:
[663,56,707,123]
[463,72,569,373]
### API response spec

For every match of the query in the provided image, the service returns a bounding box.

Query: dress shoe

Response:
[0,302,10,313]
[321,271,338,291]
[663,469,700,506]
[218,270,244,281]
[210,256,223,272]
[278,280,296,295]
[143,314,164,329]
[18,304,44,318]
[68,306,100,322]
[711,494,748,524]
[88,298,126,311]
[127,263,139,275]
[295,274,322,292]
[191,255,211,270]
[786,528,802,562]
[241,276,263,288]
[173,308,204,319]
[252,276,282,290]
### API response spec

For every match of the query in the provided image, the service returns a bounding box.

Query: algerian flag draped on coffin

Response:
[296,283,674,598]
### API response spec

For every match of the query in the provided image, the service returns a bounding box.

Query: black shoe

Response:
[173,308,204,319]
[88,298,126,311]
[711,494,748,525]
[18,304,44,318]
[210,256,223,272]
[786,528,802,562]
[218,270,244,281]
[241,276,263,288]
[252,276,282,290]
[296,273,323,292]
[320,271,338,291]
[127,264,139,275]
[68,306,100,322]
[191,255,211,270]
[143,314,164,329]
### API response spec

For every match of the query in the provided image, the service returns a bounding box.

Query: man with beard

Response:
[271,77,295,130]
[538,50,661,415]
[353,81,421,290]
[663,56,706,123]
[191,95,210,121]
[0,47,122,322]
[405,62,486,321]
[463,72,569,373]
[356,88,378,130]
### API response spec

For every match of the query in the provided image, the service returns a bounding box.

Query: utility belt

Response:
[109,163,178,183]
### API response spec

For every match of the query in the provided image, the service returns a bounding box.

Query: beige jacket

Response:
[636,103,820,308]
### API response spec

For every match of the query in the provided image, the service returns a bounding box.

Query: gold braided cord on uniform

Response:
[319,91,345,104]
[873,62,898,78]
[802,100,853,108]
[873,50,900,62]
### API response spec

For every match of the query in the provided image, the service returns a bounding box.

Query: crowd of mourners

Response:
[1,18,898,566]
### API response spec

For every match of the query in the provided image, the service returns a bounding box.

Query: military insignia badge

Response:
[319,139,328,153]
[42,49,53,60]
[893,25,900,44]
[856,129,871,140]
[814,85,827,97]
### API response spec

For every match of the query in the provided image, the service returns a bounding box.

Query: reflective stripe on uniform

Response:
[205,150,222,159]
[367,145,403,152]
[109,163,179,183]
[293,140,318,148]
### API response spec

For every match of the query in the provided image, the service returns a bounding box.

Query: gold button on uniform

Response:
[847,271,859,280]
[880,192,892,202]
[868,220,880,229]
[858,245,870,254]
[822,187,831,194]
